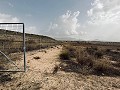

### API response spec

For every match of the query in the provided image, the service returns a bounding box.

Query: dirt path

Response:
[0,46,62,90]
[0,46,120,90]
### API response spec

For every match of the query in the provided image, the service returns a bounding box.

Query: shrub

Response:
[26,39,36,44]
[59,51,70,60]
[112,62,120,68]
[26,44,36,51]
[75,50,95,74]
[94,51,103,58]
[106,49,111,52]
[86,47,96,55]
[77,57,94,67]
[60,45,120,76]
[67,46,76,58]
[7,48,21,54]
[93,60,120,75]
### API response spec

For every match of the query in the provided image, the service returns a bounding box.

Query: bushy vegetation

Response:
[60,51,70,60]
[59,44,120,76]
[59,45,76,60]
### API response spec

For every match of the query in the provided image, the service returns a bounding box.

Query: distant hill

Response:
[55,37,77,41]
[0,29,56,42]
[0,29,58,52]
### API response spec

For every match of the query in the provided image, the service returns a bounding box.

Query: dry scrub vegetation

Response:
[59,44,120,76]
[0,29,59,71]
[0,45,120,90]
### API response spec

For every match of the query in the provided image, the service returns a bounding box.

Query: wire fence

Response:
[0,23,59,72]
[0,23,25,72]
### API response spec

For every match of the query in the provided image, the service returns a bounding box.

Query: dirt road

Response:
[0,46,120,90]
[0,46,62,90]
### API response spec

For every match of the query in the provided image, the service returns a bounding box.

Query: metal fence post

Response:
[23,23,26,72]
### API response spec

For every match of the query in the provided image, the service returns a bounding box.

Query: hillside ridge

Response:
[0,29,56,42]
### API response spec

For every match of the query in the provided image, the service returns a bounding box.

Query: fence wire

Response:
[0,23,25,72]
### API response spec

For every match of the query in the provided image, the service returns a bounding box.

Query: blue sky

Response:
[0,0,91,26]
[0,0,120,42]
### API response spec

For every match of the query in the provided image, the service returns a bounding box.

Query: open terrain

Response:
[0,29,59,71]
[0,29,120,90]
[0,45,120,90]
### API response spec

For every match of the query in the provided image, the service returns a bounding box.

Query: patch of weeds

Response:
[60,45,120,76]
[59,51,70,60]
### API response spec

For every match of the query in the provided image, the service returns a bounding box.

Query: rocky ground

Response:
[0,46,120,90]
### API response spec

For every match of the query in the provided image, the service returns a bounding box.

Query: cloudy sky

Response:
[0,0,120,42]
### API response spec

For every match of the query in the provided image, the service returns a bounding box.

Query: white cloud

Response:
[85,0,120,41]
[47,0,120,41]
[0,13,21,32]
[91,0,104,9]
[26,26,38,34]
[0,13,20,23]
[47,10,82,39]
[87,9,93,17]
[87,0,120,25]
[0,13,38,34]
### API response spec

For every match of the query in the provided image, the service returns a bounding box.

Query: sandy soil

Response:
[0,46,120,90]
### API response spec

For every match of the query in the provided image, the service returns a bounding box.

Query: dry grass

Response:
[59,51,70,60]
[59,45,77,60]
[59,44,120,76]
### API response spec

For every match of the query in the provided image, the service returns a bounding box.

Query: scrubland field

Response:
[0,29,59,71]
[0,29,120,90]
[60,42,120,76]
